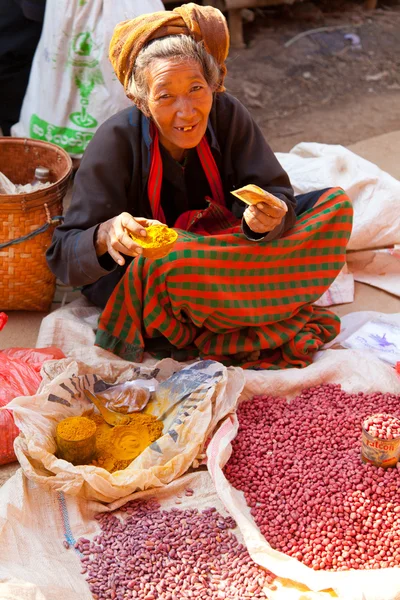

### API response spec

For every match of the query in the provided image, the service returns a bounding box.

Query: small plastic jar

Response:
[361,413,400,468]
[56,416,96,465]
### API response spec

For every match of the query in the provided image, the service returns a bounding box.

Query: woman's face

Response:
[146,58,214,160]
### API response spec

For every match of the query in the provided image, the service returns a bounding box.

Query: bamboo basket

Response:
[0,138,72,311]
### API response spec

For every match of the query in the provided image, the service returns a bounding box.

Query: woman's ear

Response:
[126,91,151,117]
[139,103,151,118]
[126,91,136,103]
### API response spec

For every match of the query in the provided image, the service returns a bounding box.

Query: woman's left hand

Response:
[243,202,287,234]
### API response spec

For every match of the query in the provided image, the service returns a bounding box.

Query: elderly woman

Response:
[47,4,352,368]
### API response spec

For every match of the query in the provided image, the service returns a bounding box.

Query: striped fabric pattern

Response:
[96,187,353,369]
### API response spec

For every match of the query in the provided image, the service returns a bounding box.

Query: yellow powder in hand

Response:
[129,224,177,249]
[90,413,163,473]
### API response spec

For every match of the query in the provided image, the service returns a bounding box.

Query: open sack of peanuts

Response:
[208,350,400,600]
[0,348,399,600]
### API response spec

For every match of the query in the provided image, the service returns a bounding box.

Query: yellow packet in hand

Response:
[231,184,288,212]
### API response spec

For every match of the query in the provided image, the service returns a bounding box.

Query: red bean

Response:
[77,499,275,599]
[225,384,400,571]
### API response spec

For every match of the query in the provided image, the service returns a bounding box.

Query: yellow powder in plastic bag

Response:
[90,413,163,473]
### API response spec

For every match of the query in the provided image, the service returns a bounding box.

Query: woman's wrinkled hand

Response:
[95,212,163,266]
[243,202,287,235]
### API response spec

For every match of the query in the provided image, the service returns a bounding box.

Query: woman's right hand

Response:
[94,212,163,266]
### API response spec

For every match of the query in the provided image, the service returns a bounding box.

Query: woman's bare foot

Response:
[232,350,260,363]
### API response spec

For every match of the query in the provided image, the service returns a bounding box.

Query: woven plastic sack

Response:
[0,470,258,600]
[0,347,65,465]
[208,350,400,600]
[276,143,400,252]
[11,0,163,157]
[8,358,244,502]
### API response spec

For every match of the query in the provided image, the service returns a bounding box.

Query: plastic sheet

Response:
[99,379,158,414]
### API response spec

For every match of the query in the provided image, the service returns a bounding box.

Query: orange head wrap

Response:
[109,3,229,97]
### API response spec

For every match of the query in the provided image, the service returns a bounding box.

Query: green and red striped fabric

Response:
[96,187,353,369]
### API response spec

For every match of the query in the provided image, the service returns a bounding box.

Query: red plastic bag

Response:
[0,312,8,330]
[0,346,65,465]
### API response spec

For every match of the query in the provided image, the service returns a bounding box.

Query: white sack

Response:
[0,470,276,600]
[208,349,400,600]
[276,143,400,252]
[36,297,100,357]
[11,0,163,157]
[0,578,48,600]
[347,248,400,298]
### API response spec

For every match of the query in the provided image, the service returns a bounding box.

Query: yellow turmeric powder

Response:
[128,224,177,248]
[57,416,96,441]
[90,413,163,472]
[56,416,97,465]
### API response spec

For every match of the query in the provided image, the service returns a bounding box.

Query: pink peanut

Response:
[363,413,400,440]
[225,384,400,571]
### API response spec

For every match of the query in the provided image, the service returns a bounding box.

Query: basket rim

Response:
[0,137,73,203]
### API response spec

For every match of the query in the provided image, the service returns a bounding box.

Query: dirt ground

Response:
[225,0,400,152]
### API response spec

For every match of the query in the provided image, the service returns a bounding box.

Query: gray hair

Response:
[129,35,222,114]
